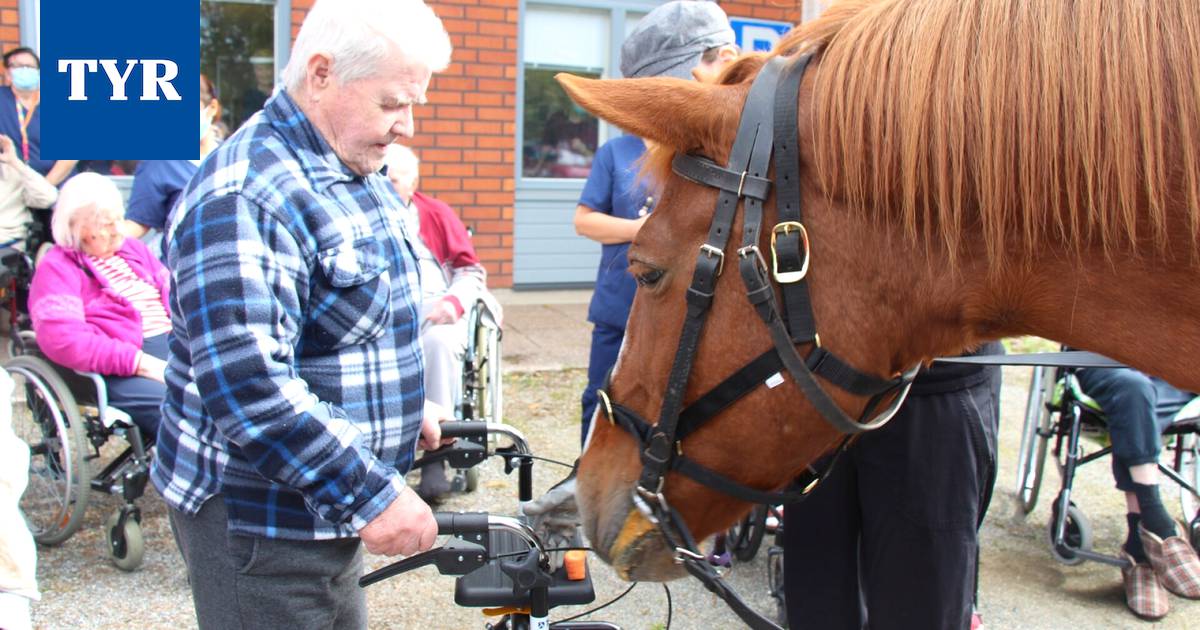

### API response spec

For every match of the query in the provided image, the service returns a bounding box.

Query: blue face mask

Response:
[9,67,39,91]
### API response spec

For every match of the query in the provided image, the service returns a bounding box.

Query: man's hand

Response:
[423,297,460,326]
[358,486,438,556]
[522,473,580,570]
[418,399,455,451]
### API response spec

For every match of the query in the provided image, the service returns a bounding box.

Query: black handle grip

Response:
[438,421,488,439]
[434,511,489,536]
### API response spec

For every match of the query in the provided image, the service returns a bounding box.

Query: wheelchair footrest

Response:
[454,529,595,609]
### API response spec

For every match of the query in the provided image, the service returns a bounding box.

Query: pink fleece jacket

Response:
[28,238,170,376]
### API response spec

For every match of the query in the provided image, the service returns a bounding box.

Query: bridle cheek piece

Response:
[597,54,920,630]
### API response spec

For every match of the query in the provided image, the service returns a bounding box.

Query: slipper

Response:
[1139,524,1200,599]
[1120,551,1170,620]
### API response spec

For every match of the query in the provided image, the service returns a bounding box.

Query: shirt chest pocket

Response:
[304,239,393,354]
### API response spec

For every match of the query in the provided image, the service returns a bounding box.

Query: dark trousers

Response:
[168,496,366,630]
[104,333,167,439]
[783,368,1001,630]
[1074,367,1194,490]
[580,323,624,445]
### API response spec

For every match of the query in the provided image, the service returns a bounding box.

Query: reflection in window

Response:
[522,66,601,179]
[201,1,276,136]
[523,5,609,180]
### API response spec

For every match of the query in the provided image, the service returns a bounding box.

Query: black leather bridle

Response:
[595,55,921,629]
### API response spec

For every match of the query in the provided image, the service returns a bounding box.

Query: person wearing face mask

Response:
[0,48,77,187]
[122,75,221,247]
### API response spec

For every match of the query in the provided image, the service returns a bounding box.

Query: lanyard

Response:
[15,98,36,162]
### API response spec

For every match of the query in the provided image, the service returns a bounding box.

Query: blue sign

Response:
[41,1,199,159]
[730,18,793,53]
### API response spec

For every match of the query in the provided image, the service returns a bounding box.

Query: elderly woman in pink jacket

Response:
[28,172,170,440]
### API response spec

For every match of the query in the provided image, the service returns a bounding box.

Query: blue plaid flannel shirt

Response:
[151,90,425,540]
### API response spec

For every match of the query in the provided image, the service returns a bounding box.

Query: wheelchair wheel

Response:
[1048,500,1093,566]
[1016,366,1054,515]
[104,509,144,572]
[476,314,502,425]
[6,354,90,545]
[6,329,36,358]
[727,504,768,562]
[1177,433,1200,524]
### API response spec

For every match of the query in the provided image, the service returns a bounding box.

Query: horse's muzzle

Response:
[580,486,687,582]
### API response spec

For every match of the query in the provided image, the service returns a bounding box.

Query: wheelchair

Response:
[1,227,153,571]
[445,298,503,494]
[1015,363,1200,567]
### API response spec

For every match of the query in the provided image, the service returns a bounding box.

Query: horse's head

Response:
[556,0,1200,584]
[557,55,928,582]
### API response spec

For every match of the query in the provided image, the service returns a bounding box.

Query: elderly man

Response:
[151,1,452,627]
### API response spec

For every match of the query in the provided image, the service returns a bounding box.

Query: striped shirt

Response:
[87,253,172,337]
[151,90,426,540]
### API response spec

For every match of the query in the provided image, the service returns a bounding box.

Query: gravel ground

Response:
[26,364,1200,629]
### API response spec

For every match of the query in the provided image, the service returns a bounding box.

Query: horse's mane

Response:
[774,0,1200,265]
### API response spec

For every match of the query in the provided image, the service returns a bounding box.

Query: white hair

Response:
[52,173,124,250]
[383,143,420,179]
[283,0,452,93]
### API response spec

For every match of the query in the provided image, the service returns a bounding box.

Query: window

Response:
[521,6,610,179]
[201,0,278,136]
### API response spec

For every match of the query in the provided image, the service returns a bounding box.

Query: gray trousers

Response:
[168,496,366,630]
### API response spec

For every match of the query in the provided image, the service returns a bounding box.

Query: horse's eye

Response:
[635,268,664,287]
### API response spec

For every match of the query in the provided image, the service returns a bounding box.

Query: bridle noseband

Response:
[596,55,920,630]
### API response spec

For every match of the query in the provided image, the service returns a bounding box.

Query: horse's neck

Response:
[809,204,1200,392]
[1013,255,1199,390]
[898,249,1199,392]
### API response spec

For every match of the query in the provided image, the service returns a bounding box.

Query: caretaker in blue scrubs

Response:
[574,0,738,445]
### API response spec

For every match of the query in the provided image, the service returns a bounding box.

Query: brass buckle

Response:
[770,221,810,283]
[699,243,725,276]
[597,389,615,426]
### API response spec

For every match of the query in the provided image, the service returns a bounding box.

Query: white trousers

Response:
[420,318,468,412]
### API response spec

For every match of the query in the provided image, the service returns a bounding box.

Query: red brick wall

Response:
[291,0,518,287]
[0,0,21,85]
[291,0,799,288]
[721,1,803,24]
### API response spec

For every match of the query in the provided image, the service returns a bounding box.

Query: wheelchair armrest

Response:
[72,369,133,429]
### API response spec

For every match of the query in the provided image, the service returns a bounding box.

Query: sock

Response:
[1131,482,1177,539]
[1124,513,1148,563]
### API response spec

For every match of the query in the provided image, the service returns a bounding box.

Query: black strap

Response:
[772,55,817,344]
[671,154,771,201]
[682,557,784,630]
[643,58,787,490]
[675,350,781,435]
[933,350,1124,368]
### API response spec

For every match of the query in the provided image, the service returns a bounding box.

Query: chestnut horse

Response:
[558,0,1200,586]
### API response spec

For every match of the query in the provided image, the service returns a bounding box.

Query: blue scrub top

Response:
[578,134,654,330]
[0,86,54,176]
[126,159,199,231]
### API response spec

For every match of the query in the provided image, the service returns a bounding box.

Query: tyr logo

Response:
[56,59,182,101]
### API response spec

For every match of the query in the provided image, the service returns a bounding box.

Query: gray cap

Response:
[620,0,736,80]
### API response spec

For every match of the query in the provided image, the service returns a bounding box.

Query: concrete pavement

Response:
[492,288,592,373]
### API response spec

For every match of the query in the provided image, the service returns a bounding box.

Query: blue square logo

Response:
[41,0,199,159]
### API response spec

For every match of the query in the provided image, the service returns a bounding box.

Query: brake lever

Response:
[358,538,488,588]
[412,440,488,470]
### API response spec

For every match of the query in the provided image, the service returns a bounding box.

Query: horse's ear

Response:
[556,73,739,153]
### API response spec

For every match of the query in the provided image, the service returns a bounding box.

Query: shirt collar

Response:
[264,89,359,190]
